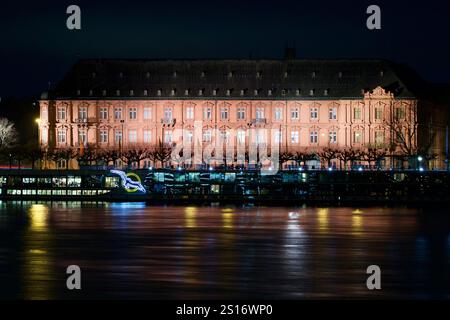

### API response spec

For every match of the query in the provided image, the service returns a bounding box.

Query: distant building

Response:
[39,54,450,169]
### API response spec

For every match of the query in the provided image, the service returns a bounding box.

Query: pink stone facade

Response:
[38,86,421,169]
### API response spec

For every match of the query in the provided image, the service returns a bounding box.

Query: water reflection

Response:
[0,203,448,299]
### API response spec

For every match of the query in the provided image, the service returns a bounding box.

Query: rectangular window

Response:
[274,107,283,121]
[255,130,265,144]
[353,131,362,143]
[100,130,108,143]
[164,108,172,121]
[57,107,66,120]
[185,131,193,143]
[203,107,212,120]
[329,107,337,120]
[291,131,299,144]
[115,131,122,144]
[41,128,48,144]
[310,107,318,120]
[291,107,299,120]
[41,107,48,122]
[186,106,194,120]
[256,107,265,119]
[57,129,66,143]
[237,107,246,120]
[375,131,384,144]
[375,107,383,120]
[78,130,87,144]
[100,107,108,120]
[203,130,212,142]
[274,131,282,144]
[79,107,87,120]
[143,130,152,143]
[329,131,337,144]
[220,107,228,120]
[237,131,245,144]
[164,130,172,143]
[310,131,318,144]
[143,107,152,120]
[129,107,137,120]
[128,130,137,143]
[354,107,361,120]
[114,107,122,120]
[395,107,405,120]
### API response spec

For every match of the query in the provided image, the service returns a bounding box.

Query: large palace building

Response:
[38,53,450,169]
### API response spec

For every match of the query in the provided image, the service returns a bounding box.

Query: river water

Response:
[0,201,449,299]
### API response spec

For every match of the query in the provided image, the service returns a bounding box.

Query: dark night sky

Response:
[1,0,450,99]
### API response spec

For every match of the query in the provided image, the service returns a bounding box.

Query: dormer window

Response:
[312,72,316,79]
[228,71,233,78]
[212,89,217,96]
[173,71,177,78]
[157,89,162,96]
[309,89,315,96]
[130,90,134,96]
[76,89,81,96]
[283,72,288,78]
[256,72,261,78]
[89,90,93,96]
[116,90,121,96]
[295,89,301,96]
[184,89,189,96]
[198,89,204,96]
[254,89,259,96]
[201,71,205,77]
[226,89,231,96]
[146,72,150,79]
[281,89,287,96]
[380,70,384,77]
[143,89,148,96]
[268,89,272,96]
[102,90,107,96]
[324,89,329,96]
[240,89,245,96]
[171,89,176,96]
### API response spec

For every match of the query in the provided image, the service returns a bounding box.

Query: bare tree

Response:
[317,147,339,168]
[364,147,387,170]
[121,146,150,169]
[50,148,75,170]
[0,118,18,150]
[148,140,172,168]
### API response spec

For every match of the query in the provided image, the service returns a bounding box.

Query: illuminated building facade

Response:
[38,56,450,169]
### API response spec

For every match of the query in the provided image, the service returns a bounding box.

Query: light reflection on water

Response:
[0,202,449,299]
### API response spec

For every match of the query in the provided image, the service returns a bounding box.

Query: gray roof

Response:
[47,59,425,100]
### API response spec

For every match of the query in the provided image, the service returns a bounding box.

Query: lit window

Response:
[143,107,152,120]
[128,130,137,143]
[274,131,282,144]
[164,130,172,143]
[395,107,405,120]
[329,131,337,144]
[256,107,265,119]
[57,129,66,143]
[237,106,246,120]
[186,106,194,120]
[375,131,384,145]
[78,107,87,120]
[143,130,152,143]
[237,131,245,144]
[57,106,66,120]
[203,130,212,142]
[203,106,212,120]
[100,130,108,143]
[164,107,172,121]
[375,107,383,120]
[115,130,122,144]
[275,107,283,120]
[114,107,123,120]
[78,130,87,144]
[310,131,318,144]
[353,131,362,143]
[291,131,299,144]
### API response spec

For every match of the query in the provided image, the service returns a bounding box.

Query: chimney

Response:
[284,47,296,60]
